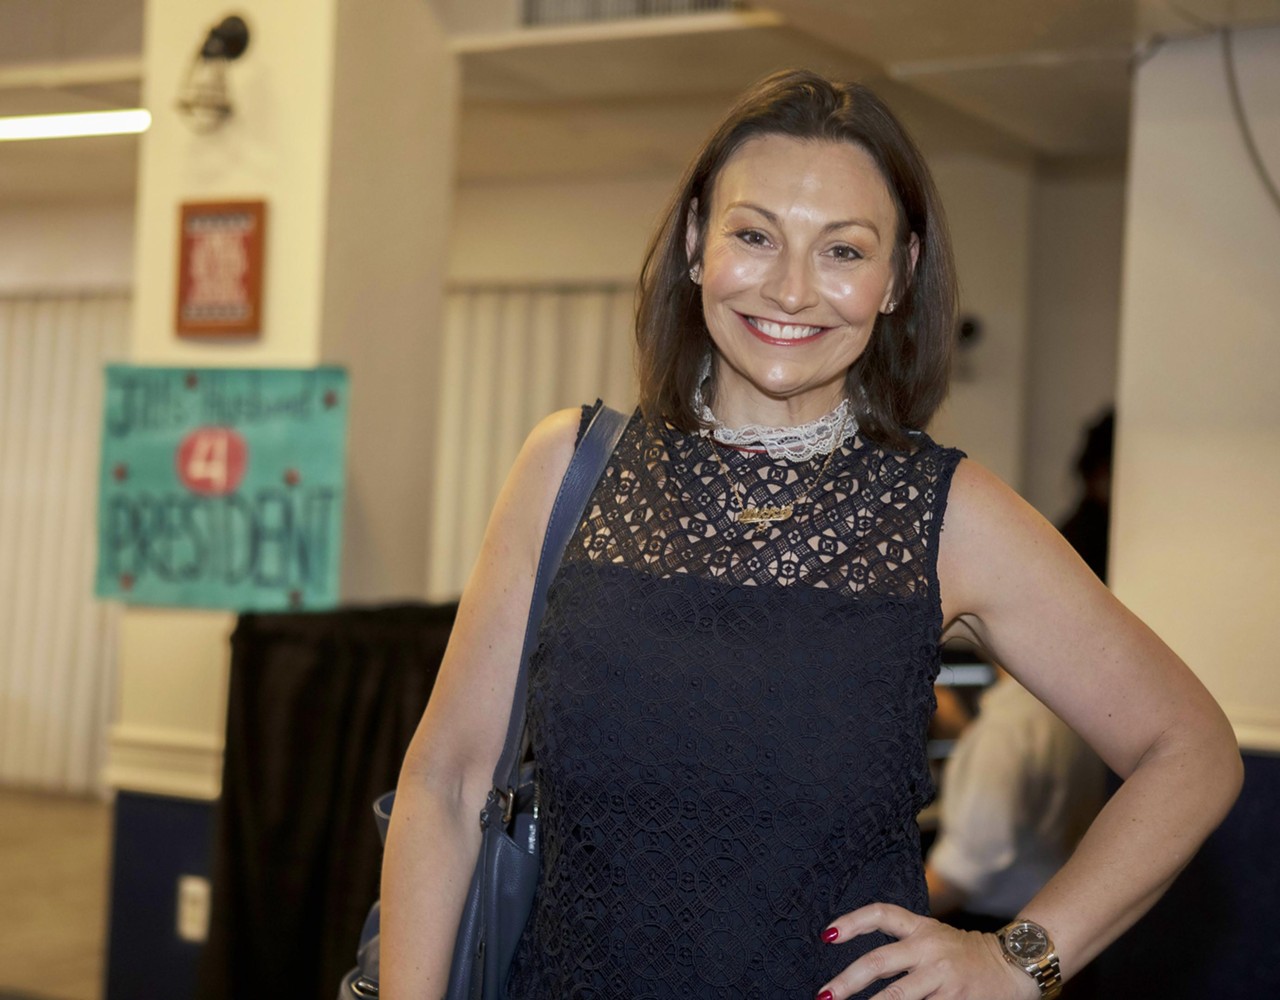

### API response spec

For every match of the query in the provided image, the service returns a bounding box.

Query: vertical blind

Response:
[427,283,638,601]
[0,293,128,794]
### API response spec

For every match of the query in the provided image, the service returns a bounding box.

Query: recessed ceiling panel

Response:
[766,0,1140,65]
[900,55,1133,157]
[0,133,137,202]
[460,22,877,103]
[458,97,731,182]
[0,0,143,66]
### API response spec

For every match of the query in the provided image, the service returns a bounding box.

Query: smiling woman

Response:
[378,69,1241,1000]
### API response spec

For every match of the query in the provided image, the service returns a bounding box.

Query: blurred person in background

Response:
[925,666,1107,935]
[1057,409,1114,583]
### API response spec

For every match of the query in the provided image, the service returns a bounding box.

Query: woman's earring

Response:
[884,301,897,314]
[689,264,702,285]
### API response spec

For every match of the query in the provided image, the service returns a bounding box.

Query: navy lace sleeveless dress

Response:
[506,406,965,999]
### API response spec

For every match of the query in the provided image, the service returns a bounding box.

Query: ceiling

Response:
[2,0,1280,202]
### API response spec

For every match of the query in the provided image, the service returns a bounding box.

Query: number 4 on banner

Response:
[177,427,248,496]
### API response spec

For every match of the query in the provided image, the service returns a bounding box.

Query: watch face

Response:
[1005,923,1051,962]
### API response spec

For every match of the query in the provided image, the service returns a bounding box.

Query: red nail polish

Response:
[821,927,839,943]
[817,991,834,1000]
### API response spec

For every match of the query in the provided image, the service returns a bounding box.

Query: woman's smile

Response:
[737,312,830,344]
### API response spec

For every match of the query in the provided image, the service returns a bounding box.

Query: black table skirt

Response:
[196,603,456,1000]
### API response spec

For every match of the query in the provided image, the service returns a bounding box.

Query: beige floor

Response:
[0,788,111,1000]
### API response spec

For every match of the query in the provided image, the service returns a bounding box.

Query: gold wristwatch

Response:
[996,919,1063,999]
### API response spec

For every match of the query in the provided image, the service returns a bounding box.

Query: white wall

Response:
[449,174,675,285]
[1023,158,1126,521]
[1113,25,1280,751]
[105,0,343,801]
[924,152,1036,488]
[0,203,134,293]
[321,0,459,602]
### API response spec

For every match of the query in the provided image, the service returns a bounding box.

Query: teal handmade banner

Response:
[95,365,348,610]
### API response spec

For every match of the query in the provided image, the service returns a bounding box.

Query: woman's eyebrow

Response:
[725,200,881,238]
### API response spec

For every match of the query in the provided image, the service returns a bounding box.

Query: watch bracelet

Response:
[1030,956,1063,1000]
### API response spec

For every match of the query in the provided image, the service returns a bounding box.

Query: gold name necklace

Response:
[708,408,849,526]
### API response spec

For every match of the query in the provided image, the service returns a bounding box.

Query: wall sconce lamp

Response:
[176,14,251,134]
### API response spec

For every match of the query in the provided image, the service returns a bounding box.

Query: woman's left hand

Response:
[816,903,1040,1000]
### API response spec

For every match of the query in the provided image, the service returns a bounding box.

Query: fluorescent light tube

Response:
[0,109,151,141]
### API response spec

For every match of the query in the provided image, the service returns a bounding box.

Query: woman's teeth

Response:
[747,316,824,340]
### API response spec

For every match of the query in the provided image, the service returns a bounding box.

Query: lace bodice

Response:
[507,406,965,999]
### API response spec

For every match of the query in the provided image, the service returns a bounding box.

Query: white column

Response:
[1112,25,1280,752]
[107,0,458,797]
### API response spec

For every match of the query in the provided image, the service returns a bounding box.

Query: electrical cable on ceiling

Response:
[1137,8,1280,220]
[1220,27,1280,217]
[1132,4,1214,74]
[1167,1,1217,33]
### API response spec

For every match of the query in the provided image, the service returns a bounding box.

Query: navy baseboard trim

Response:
[104,791,215,1000]
[1091,749,1280,997]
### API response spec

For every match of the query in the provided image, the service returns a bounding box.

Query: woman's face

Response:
[688,133,908,426]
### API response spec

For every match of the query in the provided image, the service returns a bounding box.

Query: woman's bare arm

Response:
[378,408,580,999]
[937,458,1242,976]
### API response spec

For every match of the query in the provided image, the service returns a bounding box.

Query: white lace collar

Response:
[692,357,859,462]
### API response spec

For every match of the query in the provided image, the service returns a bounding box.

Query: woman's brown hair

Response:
[635,69,957,451]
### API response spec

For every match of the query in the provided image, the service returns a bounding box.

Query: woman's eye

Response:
[829,244,863,261]
[734,229,770,247]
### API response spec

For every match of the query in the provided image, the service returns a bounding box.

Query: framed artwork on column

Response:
[175,199,266,338]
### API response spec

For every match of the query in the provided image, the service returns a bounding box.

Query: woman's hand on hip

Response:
[816,903,1039,1000]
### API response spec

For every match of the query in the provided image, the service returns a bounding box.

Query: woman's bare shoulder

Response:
[506,404,586,514]
[525,406,583,467]
[938,457,1098,624]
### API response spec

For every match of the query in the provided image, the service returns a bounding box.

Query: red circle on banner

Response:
[176,427,248,495]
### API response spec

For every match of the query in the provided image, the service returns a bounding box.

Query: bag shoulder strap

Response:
[492,404,628,793]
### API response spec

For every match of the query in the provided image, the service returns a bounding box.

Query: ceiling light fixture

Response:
[0,108,152,142]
